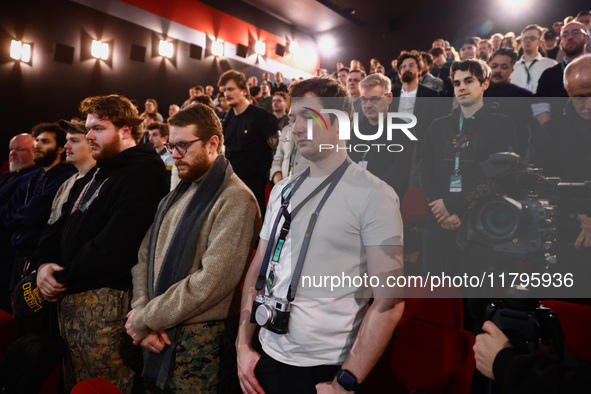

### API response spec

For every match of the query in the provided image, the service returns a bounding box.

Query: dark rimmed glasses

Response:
[164,138,202,155]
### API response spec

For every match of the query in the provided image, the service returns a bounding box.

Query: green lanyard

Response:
[288,143,298,177]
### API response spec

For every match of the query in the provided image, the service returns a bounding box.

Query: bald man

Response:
[0,133,39,312]
[529,54,591,293]
[534,21,591,124]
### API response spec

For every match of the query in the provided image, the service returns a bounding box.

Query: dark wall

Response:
[0,0,276,158]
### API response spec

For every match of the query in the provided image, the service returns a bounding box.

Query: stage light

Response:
[159,40,173,58]
[317,35,337,57]
[91,40,109,60]
[10,40,31,62]
[212,39,224,57]
[255,40,266,56]
[288,41,299,55]
[498,0,528,13]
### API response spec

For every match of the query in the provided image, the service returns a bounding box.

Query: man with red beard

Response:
[35,95,169,393]
[125,104,261,392]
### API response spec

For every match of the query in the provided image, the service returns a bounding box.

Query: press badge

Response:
[358,161,368,169]
[449,175,462,192]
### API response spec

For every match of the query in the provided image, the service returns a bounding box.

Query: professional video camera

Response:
[459,153,591,393]
[459,152,591,261]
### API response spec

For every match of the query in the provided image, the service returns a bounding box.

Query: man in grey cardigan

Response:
[126,103,261,392]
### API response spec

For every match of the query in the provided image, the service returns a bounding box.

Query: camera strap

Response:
[255,158,351,297]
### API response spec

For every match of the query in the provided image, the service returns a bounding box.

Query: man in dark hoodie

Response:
[35,94,169,393]
[5,124,75,300]
[419,59,516,276]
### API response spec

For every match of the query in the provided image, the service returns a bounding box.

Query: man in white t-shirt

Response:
[237,77,405,393]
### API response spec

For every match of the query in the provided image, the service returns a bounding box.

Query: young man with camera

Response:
[237,77,405,393]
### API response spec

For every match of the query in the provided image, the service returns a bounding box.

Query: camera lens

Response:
[255,304,276,327]
[476,198,521,242]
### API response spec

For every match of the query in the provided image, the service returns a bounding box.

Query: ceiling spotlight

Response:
[91,40,109,60]
[317,35,337,57]
[288,41,299,55]
[10,40,31,62]
[212,38,224,57]
[159,40,173,58]
[255,40,266,56]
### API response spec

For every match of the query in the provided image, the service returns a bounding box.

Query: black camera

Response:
[458,152,591,259]
[463,194,555,257]
[251,294,290,334]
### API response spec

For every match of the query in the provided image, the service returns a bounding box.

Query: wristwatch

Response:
[336,368,359,391]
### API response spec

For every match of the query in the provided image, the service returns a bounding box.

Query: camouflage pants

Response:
[145,320,239,394]
[58,288,138,394]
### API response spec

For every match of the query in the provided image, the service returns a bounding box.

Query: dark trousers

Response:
[255,349,365,394]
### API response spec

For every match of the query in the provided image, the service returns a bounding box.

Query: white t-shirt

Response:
[258,163,403,366]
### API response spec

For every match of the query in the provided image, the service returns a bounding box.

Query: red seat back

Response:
[401,188,428,225]
[0,309,16,359]
[71,378,124,394]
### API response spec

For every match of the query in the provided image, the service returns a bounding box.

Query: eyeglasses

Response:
[400,62,417,69]
[360,96,387,104]
[272,98,283,103]
[522,35,539,41]
[164,138,202,155]
[562,29,588,38]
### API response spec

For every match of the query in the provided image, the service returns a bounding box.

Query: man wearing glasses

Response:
[126,103,261,392]
[510,24,557,94]
[35,94,169,392]
[272,92,290,131]
[349,73,414,203]
[534,21,591,125]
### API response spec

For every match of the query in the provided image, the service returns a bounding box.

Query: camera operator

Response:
[474,320,591,393]
[237,77,405,393]
[529,54,591,281]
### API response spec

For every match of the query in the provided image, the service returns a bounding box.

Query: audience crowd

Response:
[1,9,591,394]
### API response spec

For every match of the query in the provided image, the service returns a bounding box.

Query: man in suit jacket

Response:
[391,50,445,189]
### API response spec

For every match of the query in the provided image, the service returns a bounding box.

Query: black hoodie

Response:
[36,143,169,293]
[419,103,516,230]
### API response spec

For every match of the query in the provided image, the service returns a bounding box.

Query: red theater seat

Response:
[0,309,16,358]
[366,280,475,393]
[401,188,428,225]
[71,378,124,394]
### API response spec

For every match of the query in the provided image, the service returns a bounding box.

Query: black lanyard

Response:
[522,59,538,85]
[255,158,351,300]
[454,113,467,175]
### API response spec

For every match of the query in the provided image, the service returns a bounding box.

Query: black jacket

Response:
[391,84,449,163]
[493,347,591,394]
[535,61,570,119]
[484,83,534,158]
[5,162,76,257]
[348,104,415,202]
[529,102,591,182]
[419,104,516,229]
[35,144,169,293]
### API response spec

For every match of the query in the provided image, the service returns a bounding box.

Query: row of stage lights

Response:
[10,37,300,63]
